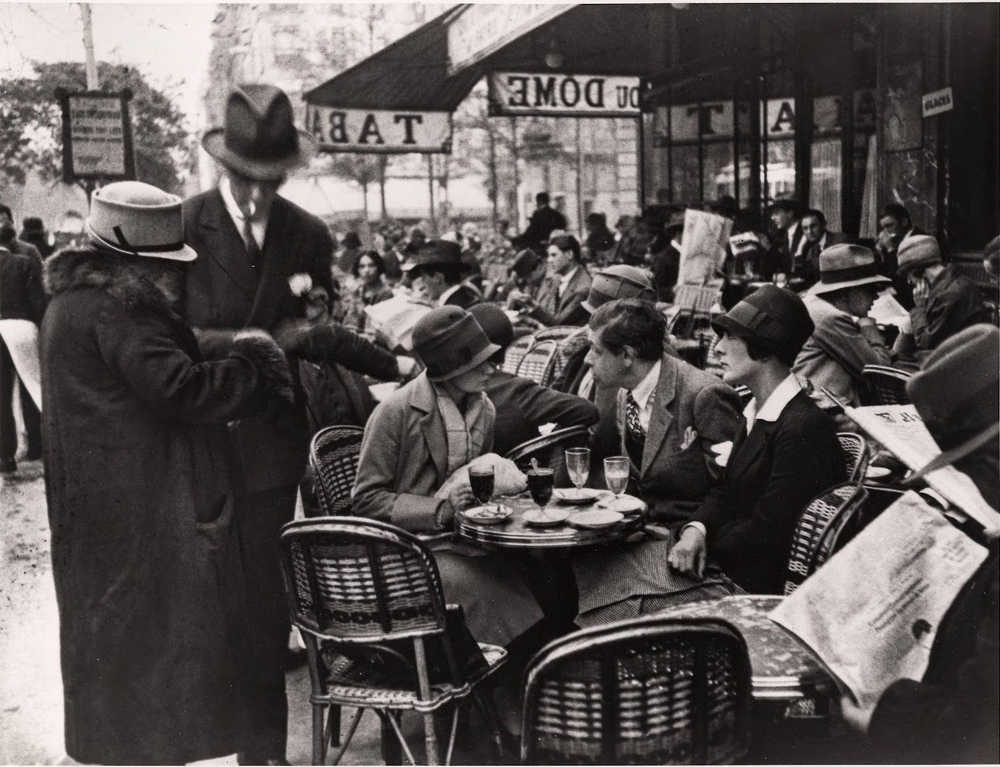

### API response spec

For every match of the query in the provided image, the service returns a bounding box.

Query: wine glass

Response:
[603,456,630,510]
[468,466,495,509]
[526,467,555,519]
[565,447,590,497]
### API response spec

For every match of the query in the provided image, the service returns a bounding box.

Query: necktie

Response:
[243,217,260,269]
[624,391,645,467]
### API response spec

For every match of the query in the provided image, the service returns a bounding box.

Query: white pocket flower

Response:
[710,441,733,468]
[288,272,313,297]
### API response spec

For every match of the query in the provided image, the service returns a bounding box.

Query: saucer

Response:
[569,509,624,530]
[461,505,513,525]
[522,508,570,527]
[597,494,644,514]
[553,488,602,505]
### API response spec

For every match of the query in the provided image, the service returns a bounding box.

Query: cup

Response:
[565,447,590,491]
[526,467,555,517]
[469,466,495,507]
[603,456,629,507]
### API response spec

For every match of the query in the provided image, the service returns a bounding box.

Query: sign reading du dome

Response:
[488,72,644,117]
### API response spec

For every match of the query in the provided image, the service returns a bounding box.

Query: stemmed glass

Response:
[565,447,590,498]
[603,456,630,511]
[469,466,495,509]
[526,466,555,520]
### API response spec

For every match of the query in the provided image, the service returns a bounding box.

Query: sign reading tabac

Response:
[489,72,643,117]
[57,89,135,181]
[306,106,453,154]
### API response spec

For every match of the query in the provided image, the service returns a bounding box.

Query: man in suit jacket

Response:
[669,285,842,594]
[525,233,592,326]
[182,84,408,764]
[797,208,848,288]
[401,239,482,309]
[514,192,567,251]
[763,199,804,281]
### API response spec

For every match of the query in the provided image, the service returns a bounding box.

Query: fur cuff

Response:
[232,331,294,404]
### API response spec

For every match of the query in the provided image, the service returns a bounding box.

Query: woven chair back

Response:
[784,482,869,595]
[516,339,560,386]
[835,432,870,484]
[533,325,580,344]
[504,424,591,476]
[502,335,535,374]
[309,425,365,515]
[860,364,913,405]
[522,617,752,764]
[280,517,447,642]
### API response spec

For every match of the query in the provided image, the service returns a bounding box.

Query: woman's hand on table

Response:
[448,484,477,512]
[668,526,706,579]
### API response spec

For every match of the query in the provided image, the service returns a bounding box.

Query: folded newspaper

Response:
[364,295,433,352]
[0,319,41,409]
[844,403,1000,534]
[771,491,988,710]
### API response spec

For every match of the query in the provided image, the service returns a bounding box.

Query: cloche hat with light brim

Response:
[202,84,316,181]
[86,181,197,262]
[583,264,656,313]
[807,243,891,296]
[412,306,500,382]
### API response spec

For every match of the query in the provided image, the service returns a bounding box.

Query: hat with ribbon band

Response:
[86,181,197,262]
[807,243,891,296]
[583,265,656,313]
[412,306,500,382]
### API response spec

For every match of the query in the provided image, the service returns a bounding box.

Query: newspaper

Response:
[364,295,433,352]
[771,491,988,710]
[0,319,42,409]
[678,209,732,285]
[845,403,1000,533]
[867,290,911,327]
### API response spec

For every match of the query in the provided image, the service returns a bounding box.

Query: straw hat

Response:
[202,84,316,181]
[807,243,891,296]
[86,181,196,262]
[412,306,500,381]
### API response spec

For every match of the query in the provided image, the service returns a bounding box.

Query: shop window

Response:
[657,101,736,205]
[811,95,843,232]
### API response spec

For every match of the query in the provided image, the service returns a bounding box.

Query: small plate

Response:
[461,505,513,525]
[569,509,624,530]
[598,494,645,514]
[522,508,570,527]
[866,466,893,479]
[553,488,603,505]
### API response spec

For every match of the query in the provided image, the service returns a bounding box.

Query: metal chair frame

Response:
[308,425,365,516]
[860,364,914,406]
[521,616,753,764]
[783,482,870,595]
[280,517,507,765]
[515,338,561,386]
[835,432,870,485]
[504,424,592,476]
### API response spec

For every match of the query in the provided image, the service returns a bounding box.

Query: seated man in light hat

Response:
[352,305,542,648]
[841,324,998,763]
[793,243,894,406]
[892,234,992,355]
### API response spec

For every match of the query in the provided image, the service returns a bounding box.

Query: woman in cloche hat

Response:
[352,305,544,649]
[40,181,294,765]
[668,284,842,594]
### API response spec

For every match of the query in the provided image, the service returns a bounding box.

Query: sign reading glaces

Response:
[57,89,136,182]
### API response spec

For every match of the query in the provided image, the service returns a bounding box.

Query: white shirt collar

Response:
[629,359,660,413]
[438,283,462,306]
[671,237,683,251]
[743,373,801,433]
[219,176,268,248]
[558,265,579,294]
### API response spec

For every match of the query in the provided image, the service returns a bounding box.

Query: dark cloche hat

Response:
[712,283,814,361]
[412,306,500,381]
[202,84,317,181]
[401,239,466,273]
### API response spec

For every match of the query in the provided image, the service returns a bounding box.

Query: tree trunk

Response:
[377,156,388,220]
[361,179,369,222]
[427,155,436,233]
[488,126,498,232]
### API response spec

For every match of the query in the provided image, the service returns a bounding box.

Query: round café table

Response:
[455,490,647,550]
[656,594,835,708]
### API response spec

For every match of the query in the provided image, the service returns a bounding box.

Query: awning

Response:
[304,8,478,153]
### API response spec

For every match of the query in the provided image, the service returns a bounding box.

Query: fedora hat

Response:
[583,264,655,313]
[401,239,466,273]
[896,235,942,277]
[712,284,813,361]
[808,243,891,296]
[412,306,501,382]
[86,181,196,262]
[202,84,316,181]
[510,248,542,278]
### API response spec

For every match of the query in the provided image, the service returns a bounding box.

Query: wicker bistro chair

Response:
[516,339,561,386]
[504,424,592,478]
[279,517,508,766]
[309,425,365,516]
[532,325,581,344]
[521,616,753,764]
[835,432,870,485]
[860,364,914,405]
[783,482,870,596]
[502,334,535,374]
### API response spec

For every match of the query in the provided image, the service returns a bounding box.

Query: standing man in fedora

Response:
[183,84,406,764]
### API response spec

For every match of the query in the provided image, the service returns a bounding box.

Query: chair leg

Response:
[312,701,326,765]
[412,637,441,765]
[472,689,507,763]
[329,707,366,765]
[379,710,417,766]
[328,704,342,746]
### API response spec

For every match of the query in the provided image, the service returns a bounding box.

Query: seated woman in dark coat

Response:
[468,302,598,455]
[668,285,843,594]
